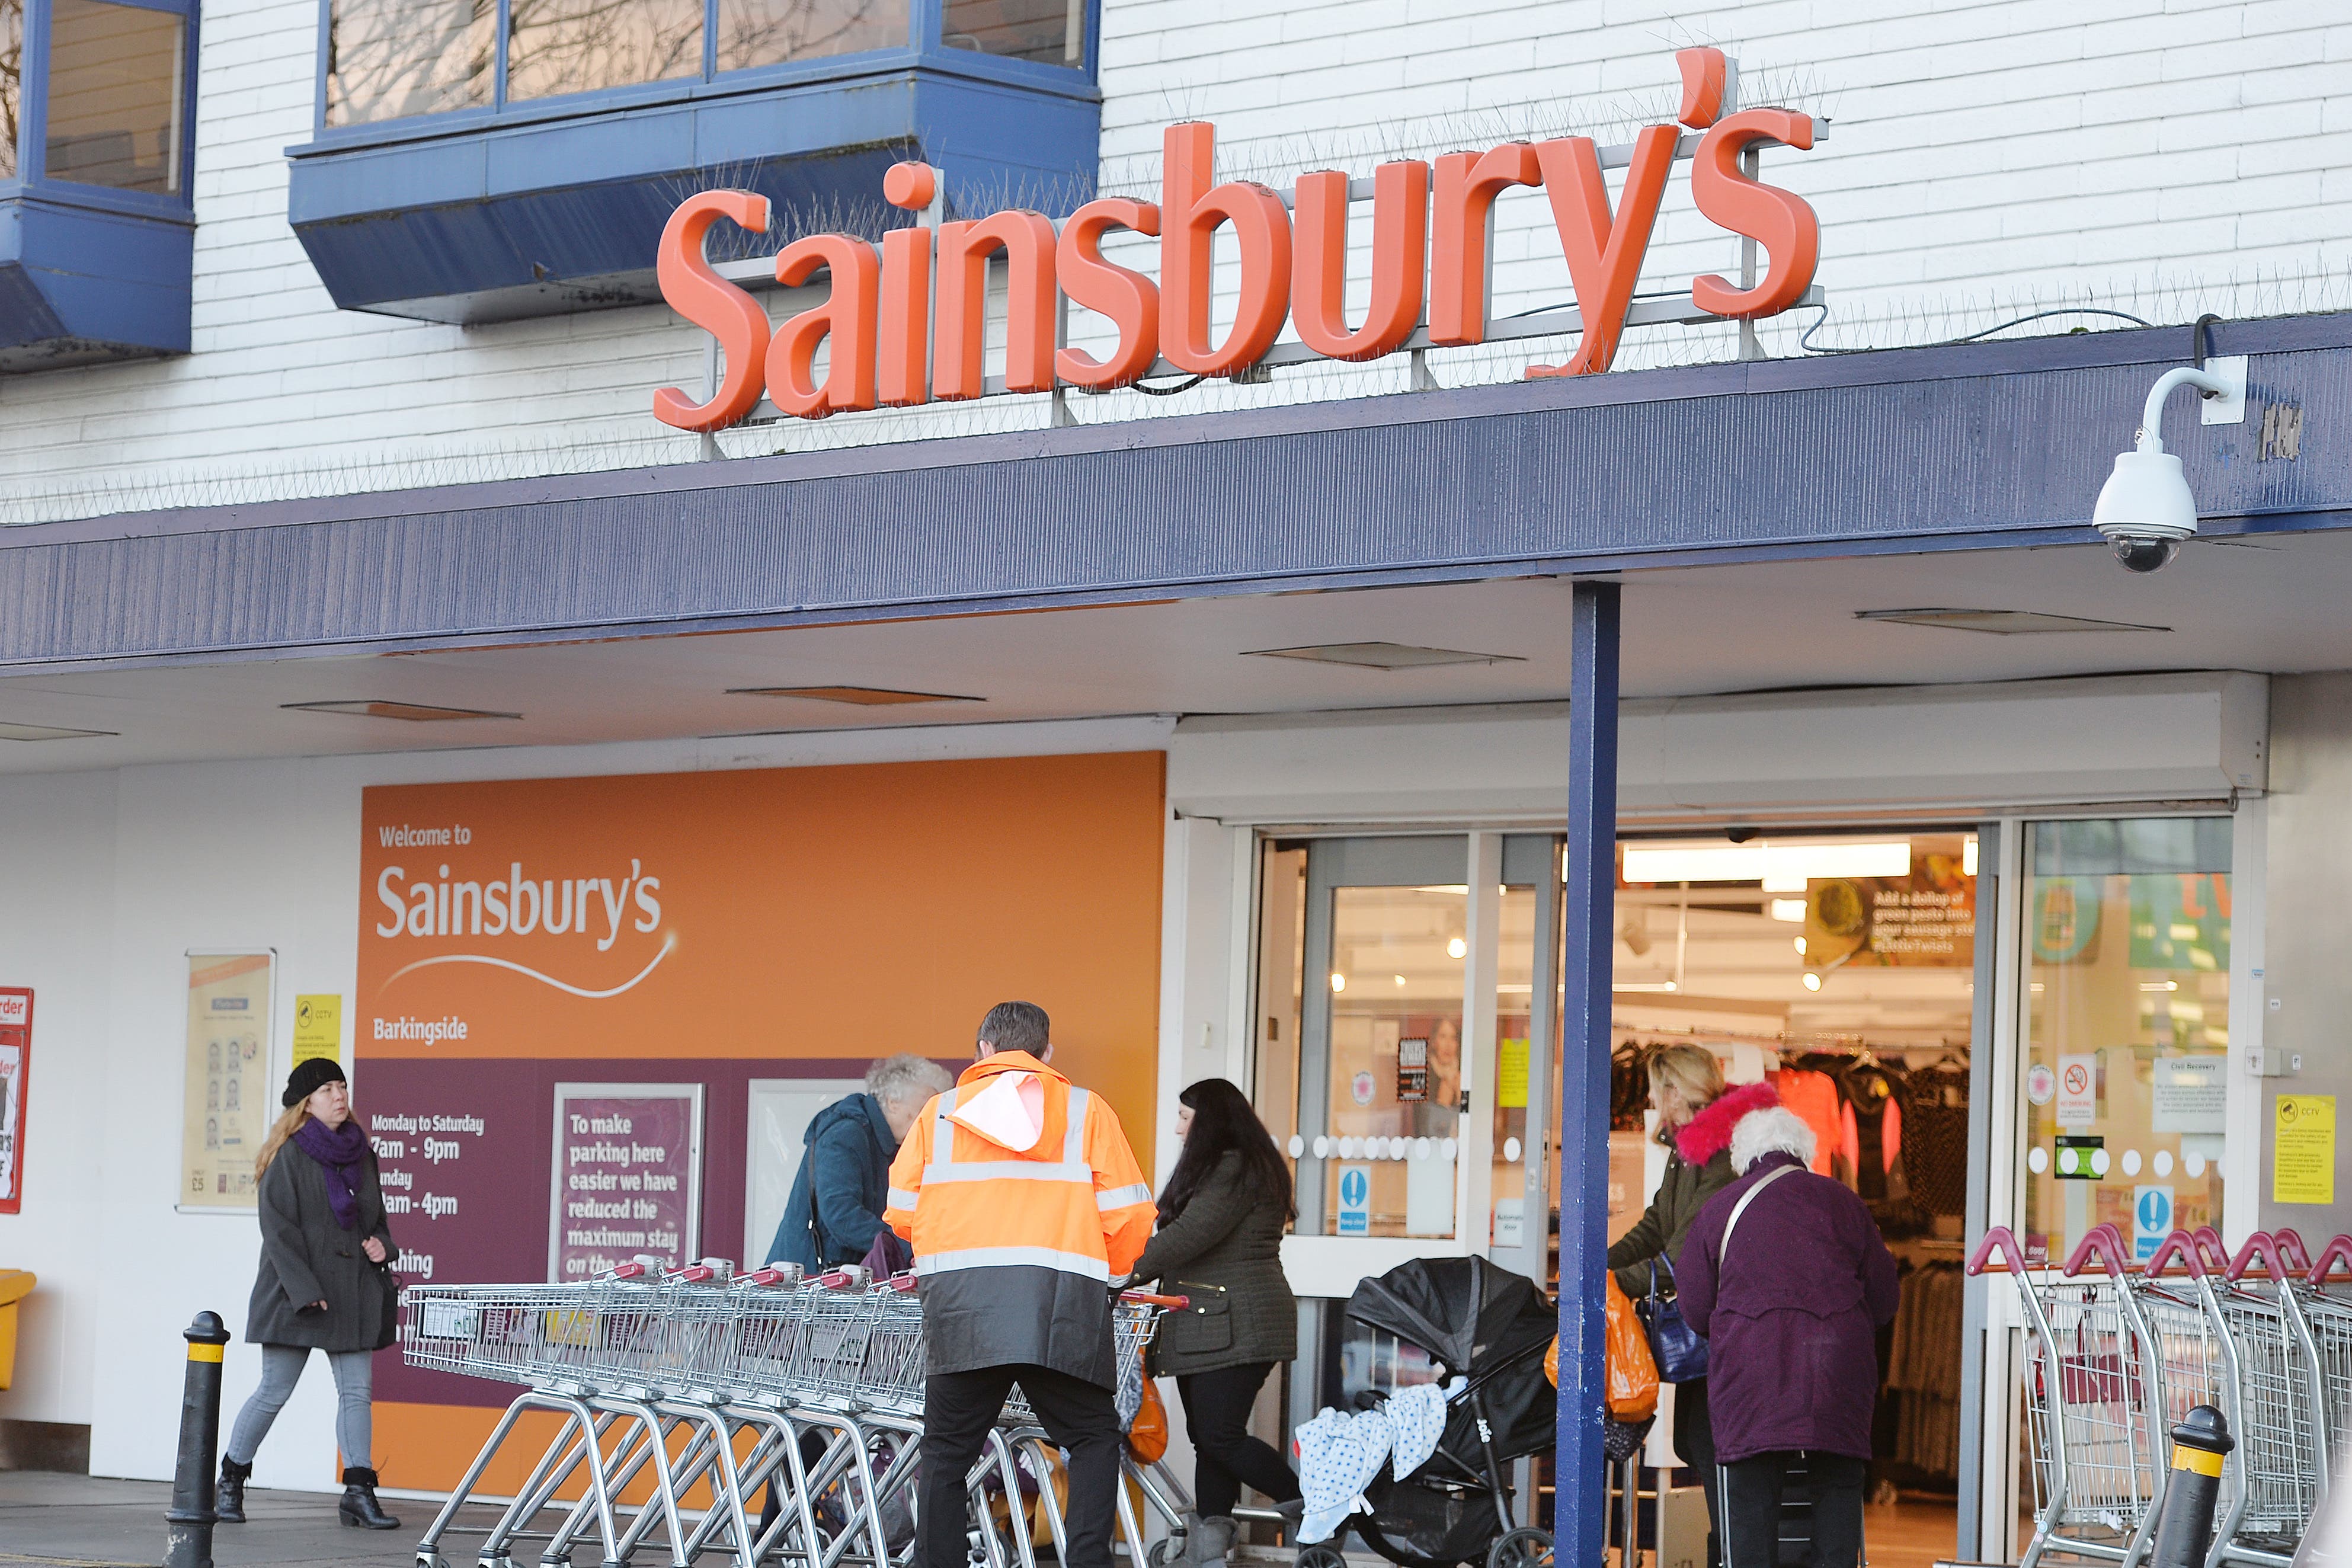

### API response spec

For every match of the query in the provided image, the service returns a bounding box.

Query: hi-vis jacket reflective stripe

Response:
[886,1051,1154,1387]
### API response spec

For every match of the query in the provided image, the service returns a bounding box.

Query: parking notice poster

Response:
[548,1083,702,1281]
[182,953,274,1211]
[0,988,28,1214]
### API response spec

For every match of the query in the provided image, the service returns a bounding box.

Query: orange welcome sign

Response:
[653,46,1820,431]
[354,753,1166,1149]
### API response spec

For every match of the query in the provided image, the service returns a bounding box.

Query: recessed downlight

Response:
[1244,641,1524,669]
[283,700,521,721]
[1854,608,2169,635]
[728,686,983,706]
[0,721,117,741]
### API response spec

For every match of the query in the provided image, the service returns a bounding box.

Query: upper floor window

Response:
[324,0,1086,129]
[1,0,21,180]
[0,0,193,197]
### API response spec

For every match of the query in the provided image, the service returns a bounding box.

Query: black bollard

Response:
[2150,1404,2235,1568]
[164,1311,232,1568]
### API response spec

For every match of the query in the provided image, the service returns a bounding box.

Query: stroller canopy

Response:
[1345,1256,1556,1380]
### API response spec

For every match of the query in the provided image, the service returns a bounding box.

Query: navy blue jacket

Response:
[766,1093,898,1269]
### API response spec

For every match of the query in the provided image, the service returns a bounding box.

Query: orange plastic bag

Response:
[1605,1272,1660,1422]
[1127,1377,1169,1463]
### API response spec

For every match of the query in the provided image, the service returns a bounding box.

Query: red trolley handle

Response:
[742,1266,796,1287]
[816,1266,873,1289]
[2306,1236,2352,1289]
[667,1264,719,1284]
[2063,1225,2136,1279]
[1121,1290,1192,1309]
[2190,1226,2232,1275]
[2271,1228,2312,1272]
[2226,1232,2291,1284]
[2143,1230,2207,1280]
[601,1260,652,1281]
[2094,1223,2134,1268]
[887,1271,919,1293]
[1967,1225,2033,1277]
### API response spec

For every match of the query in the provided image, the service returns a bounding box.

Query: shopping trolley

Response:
[1970,1225,2168,1568]
[2199,1234,2327,1568]
[403,1260,1179,1568]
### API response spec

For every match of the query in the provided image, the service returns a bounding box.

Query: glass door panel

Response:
[2022,818,2232,1267]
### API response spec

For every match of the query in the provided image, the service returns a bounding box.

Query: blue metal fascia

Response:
[286,68,1100,323]
[0,193,193,369]
[2,313,2346,669]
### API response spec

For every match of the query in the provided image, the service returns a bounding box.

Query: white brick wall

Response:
[0,0,2345,523]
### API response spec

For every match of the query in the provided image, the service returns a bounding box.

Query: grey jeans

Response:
[226,1345,373,1469]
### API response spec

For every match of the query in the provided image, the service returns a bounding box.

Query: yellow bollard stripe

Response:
[187,1343,225,1363]
[2172,1447,2226,1477]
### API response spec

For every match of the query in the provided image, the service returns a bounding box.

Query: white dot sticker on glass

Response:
[1441,1137,1458,1160]
[2091,1148,2111,1177]
[2056,1147,2077,1176]
[2029,1147,2050,1175]
[1414,1137,1432,1160]
[2155,1150,2174,1178]
[2122,1150,2143,1177]
[2185,1151,2207,1178]
[1312,1135,1330,1159]
[1503,1137,1523,1162]
[1288,1135,1305,1159]
[1339,1137,1359,1159]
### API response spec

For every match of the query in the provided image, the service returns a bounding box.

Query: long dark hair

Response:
[1157,1078,1297,1224]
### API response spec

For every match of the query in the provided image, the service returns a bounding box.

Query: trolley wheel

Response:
[1147,1537,1185,1568]
[1298,1545,1349,1568]
[1486,1527,1553,1568]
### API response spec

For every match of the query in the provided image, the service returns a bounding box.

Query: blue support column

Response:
[1556,580,1620,1563]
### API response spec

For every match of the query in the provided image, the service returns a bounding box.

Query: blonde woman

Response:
[1605,1045,1778,1568]
[215,1058,401,1531]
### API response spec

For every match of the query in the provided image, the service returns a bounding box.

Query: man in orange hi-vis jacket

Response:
[887,1000,1155,1568]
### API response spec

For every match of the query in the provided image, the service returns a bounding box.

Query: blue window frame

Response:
[0,0,199,370]
[287,0,1102,324]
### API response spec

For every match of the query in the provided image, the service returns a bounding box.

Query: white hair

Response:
[867,1053,953,1111]
[1730,1105,1817,1175]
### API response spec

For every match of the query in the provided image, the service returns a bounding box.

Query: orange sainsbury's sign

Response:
[651,47,1820,431]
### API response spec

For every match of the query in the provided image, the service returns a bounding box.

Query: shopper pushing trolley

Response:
[885,1001,1157,1568]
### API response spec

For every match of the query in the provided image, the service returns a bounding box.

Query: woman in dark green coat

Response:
[1606,1045,1778,1568]
[1130,1079,1302,1567]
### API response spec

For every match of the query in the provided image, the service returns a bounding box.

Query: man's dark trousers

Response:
[917,1363,1122,1568]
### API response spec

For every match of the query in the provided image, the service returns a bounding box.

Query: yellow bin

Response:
[0,1271,34,1390]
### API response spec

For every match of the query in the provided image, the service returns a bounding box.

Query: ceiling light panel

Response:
[0,721,117,741]
[283,700,521,721]
[1854,608,2170,634]
[1621,840,1912,887]
[728,686,983,706]
[1244,642,1524,670]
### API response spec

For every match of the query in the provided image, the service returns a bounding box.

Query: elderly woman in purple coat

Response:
[1673,1101,1899,1568]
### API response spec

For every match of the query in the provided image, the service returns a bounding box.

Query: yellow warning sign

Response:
[2274,1095,2336,1207]
[291,994,342,1068]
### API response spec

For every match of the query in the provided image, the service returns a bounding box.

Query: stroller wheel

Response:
[1486,1527,1553,1568]
[1297,1545,1349,1568]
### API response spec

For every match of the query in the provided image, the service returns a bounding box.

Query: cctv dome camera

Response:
[2108,535,2181,574]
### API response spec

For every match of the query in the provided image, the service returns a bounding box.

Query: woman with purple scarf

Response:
[216,1058,402,1531]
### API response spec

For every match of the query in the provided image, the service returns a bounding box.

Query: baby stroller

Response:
[1298,1256,1559,1568]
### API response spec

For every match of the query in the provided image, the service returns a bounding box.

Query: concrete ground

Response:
[0,1471,505,1568]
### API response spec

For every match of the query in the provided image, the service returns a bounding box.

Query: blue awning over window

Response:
[287,65,1101,325]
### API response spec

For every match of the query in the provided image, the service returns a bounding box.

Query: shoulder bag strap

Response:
[1717,1163,1800,1271]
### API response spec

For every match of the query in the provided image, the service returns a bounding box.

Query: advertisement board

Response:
[182,953,274,1212]
[0,988,28,1213]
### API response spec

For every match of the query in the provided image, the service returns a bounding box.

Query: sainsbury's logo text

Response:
[376,860,663,953]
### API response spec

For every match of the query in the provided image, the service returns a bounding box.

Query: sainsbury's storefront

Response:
[1,16,2350,1564]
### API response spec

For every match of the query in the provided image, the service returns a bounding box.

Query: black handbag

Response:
[1640,1257,1709,1383]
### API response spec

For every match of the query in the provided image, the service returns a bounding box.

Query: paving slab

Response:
[0,1471,503,1568]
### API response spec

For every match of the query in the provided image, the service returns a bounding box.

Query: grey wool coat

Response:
[244,1133,401,1352]
[1132,1150,1297,1377]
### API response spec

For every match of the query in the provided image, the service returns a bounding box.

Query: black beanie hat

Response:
[283,1057,349,1108]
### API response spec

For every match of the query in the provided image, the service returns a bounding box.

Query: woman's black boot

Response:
[338,1466,400,1529]
[215,1457,251,1524]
